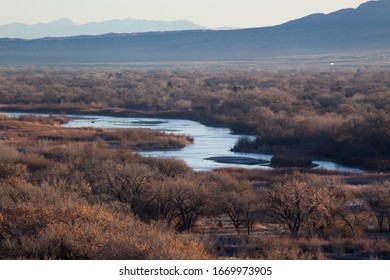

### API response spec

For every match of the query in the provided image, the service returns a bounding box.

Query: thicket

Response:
[2,138,389,259]
[0,68,390,259]
[0,67,389,169]
[0,116,389,259]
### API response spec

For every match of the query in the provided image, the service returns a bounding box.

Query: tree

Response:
[361,183,390,232]
[198,171,261,234]
[147,157,191,178]
[221,191,246,234]
[241,190,262,235]
[266,172,321,238]
[307,180,360,237]
[166,179,208,232]
[91,161,158,221]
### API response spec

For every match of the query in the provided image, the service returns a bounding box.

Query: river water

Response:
[63,114,362,173]
[2,112,362,172]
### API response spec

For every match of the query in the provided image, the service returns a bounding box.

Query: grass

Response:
[0,115,193,151]
[1,112,390,260]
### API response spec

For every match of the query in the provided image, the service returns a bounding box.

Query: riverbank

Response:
[2,112,390,261]
[2,111,363,172]
[0,68,389,172]
[0,104,231,130]
[0,113,193,152]
[0,105,379,172]
[231,135,390,172]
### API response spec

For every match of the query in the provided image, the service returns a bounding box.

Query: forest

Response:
[0,67,389,259]
[0,67,389,169]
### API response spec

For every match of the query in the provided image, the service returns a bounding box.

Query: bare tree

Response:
[266,172,321,238]
[221,191,246,234]
[92,161,157,220]
[148,157,191,178]
[241,190,262,235]
[199,171,260,234]
[361,183,390,232]
[166,179,208,232]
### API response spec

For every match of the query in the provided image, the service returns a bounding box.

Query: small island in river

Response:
[205,156,269,165]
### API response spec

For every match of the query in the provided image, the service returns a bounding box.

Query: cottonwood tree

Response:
[266,172,322,238]
[361,183,390,232]
[92,161,157,221]
[266,172,366,238]
[221,191,246,234]
[197,171,264,235]
[241,190,263,235]
[305,180,359,237]
[166,179,208,232]
[221,189,262,235]
[147,157,191,178]
[198,171,257,234]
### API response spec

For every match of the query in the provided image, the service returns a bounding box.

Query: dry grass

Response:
[0,115,192,151]
[0,111,389,260]
[0,180,210,260]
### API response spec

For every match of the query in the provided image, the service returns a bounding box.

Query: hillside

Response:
[0,18,206,39]
[0,0,389,64]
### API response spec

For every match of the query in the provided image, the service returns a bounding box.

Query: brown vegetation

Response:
[0,116,209,259]
[0,68,389,170]
[0,68,389,260]
[0,120,389,259]
[0,114,192,151]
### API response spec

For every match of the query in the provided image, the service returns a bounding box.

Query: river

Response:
[62,114,362,173]
[2,112,362,172]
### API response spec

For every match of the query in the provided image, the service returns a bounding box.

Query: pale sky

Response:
[1,0,369,28]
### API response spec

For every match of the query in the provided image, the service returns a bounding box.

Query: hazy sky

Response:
[1,0,369,28]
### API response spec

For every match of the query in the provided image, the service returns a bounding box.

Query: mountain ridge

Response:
[0,0,389,65]
[0,18,207,39]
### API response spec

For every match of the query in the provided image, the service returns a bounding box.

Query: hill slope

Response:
[0,18,206,39]
[0,0,389,65]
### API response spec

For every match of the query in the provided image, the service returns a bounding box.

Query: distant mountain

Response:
[0,0,389,65]
[0,18,206,39]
